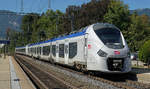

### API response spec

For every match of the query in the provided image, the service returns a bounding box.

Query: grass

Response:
[132,65,150,69]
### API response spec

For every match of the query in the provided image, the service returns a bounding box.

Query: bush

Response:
[138,40,150,63]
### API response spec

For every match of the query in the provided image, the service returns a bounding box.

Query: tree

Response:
[34,10,64,41]
[21,13,40,44]
[7,29,24,53]
[103,0,150,52]
[103,0,130,31]
[63,0,110,32]
[127,13,150,51]
[139,40,150,63]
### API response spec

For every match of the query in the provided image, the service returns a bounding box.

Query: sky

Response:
[0,0,150,13]
[123,0,150,10]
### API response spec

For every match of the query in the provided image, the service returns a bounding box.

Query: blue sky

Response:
[0,0,149,13]
[123,0,150,10]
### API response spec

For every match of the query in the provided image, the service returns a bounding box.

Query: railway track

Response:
[15,54,150,89]
[14,55,77,89]
[52,63,150,89]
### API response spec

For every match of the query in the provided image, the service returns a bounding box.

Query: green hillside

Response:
[130,8,150,16]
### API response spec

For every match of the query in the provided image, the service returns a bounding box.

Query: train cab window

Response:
[94,28,124,49]
[59,44,64,58]
[52,45,56,57]
[69,42,77,58]
[43,46,50,56]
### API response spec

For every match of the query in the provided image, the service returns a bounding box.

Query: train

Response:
[15,23,131,73]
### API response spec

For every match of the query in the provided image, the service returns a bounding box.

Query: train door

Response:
[86,33,94,70]
[37,46,40,58]
[49,43,52,59]
[41,46,43,58]
[35,46,37,57]
[64,40,69,64]
[56,42,59,62]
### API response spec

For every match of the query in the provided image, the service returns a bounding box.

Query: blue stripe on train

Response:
[28,29,87,47]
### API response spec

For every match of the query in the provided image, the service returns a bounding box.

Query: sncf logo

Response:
[88,44,91,49]
[114,51,120,55]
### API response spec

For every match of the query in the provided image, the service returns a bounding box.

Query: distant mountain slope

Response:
[130,8,150,16]
[0,10,23,38]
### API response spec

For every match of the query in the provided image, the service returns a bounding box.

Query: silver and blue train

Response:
[15,23,131,73]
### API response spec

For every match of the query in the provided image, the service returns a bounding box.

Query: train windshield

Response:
[94,28,124,49]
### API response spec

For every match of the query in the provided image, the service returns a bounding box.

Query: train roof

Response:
[16,23,119,48]
[28,27,87,47]
[93,23,119,31]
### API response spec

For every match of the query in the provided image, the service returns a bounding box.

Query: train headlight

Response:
[97,49,108,57]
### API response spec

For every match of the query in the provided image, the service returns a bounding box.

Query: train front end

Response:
[86,23,131,73]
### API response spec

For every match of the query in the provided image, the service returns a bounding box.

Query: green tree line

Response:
[7,0,150,62]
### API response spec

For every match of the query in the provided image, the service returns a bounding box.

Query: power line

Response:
[21,0,23,12]
[48,0,51,10]
[16,0,18,11]
[29,0,36,12]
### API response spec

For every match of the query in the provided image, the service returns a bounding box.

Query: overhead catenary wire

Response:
[29,0,36,13]
[38,0,47,14]
[21,0,24,13]
[48,0,51,10]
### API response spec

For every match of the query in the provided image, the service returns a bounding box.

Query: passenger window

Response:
[59,44,64,58]
[69,42,77,58]
[52,45,56,57]
[37,47,40,54]
[40,47,42,55]
[34,47,36,54]
[43,46,50,56]
[31,48,33,53]
[22,48,25,52]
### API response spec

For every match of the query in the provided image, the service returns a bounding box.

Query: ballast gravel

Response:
[32,59,121,89]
